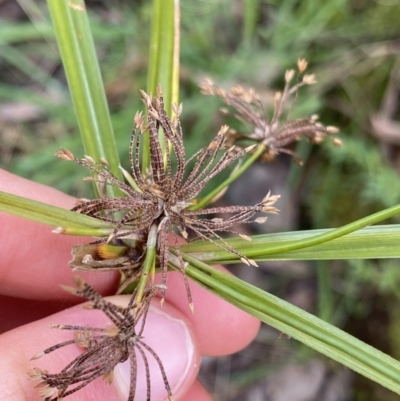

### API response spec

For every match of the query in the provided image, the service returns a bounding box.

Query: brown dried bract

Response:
[29,277,172,401]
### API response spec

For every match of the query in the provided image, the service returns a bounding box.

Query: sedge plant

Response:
[2,0,400,399]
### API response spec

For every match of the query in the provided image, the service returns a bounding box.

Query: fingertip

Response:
[158,271,261,356]
[113,301,200,401]
[0,169,120,299]
[180,380,214,401]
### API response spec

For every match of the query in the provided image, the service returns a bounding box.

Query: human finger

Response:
[0,169,119,299]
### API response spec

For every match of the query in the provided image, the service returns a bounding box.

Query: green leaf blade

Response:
[182,255,400,394]
[47,0,122,196]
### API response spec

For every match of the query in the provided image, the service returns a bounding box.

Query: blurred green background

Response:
[1,1,400,400]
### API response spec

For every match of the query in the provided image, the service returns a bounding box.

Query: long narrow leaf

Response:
[181,254,400,394]
[182,224,400,262]
[182,203,400,262]
[0,191,112,235]
[47,0,122,196]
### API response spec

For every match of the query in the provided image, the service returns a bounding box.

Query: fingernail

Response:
[113,304,198,401]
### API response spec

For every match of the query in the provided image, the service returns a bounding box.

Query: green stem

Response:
[191,144,265,210]
[135,224,157,304]
[317,260,334,321]
[243,0,258,45]
[245,203,400,258]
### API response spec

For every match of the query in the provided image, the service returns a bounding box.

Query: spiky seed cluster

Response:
[200,59,341,164]
[56,85,279,303]
[29,277,172,401]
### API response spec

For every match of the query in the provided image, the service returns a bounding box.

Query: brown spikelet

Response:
[58,87,279,305]
[200,61,340,163]
[29,279,172,401]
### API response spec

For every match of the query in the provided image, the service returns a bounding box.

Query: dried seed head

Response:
[61,86,282,307]
[30,280,173,401]
[200,62,341,164]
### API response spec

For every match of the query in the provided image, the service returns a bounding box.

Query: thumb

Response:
[0,295,200,401]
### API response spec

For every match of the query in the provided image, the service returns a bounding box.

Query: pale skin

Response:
[0,169,260,401]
